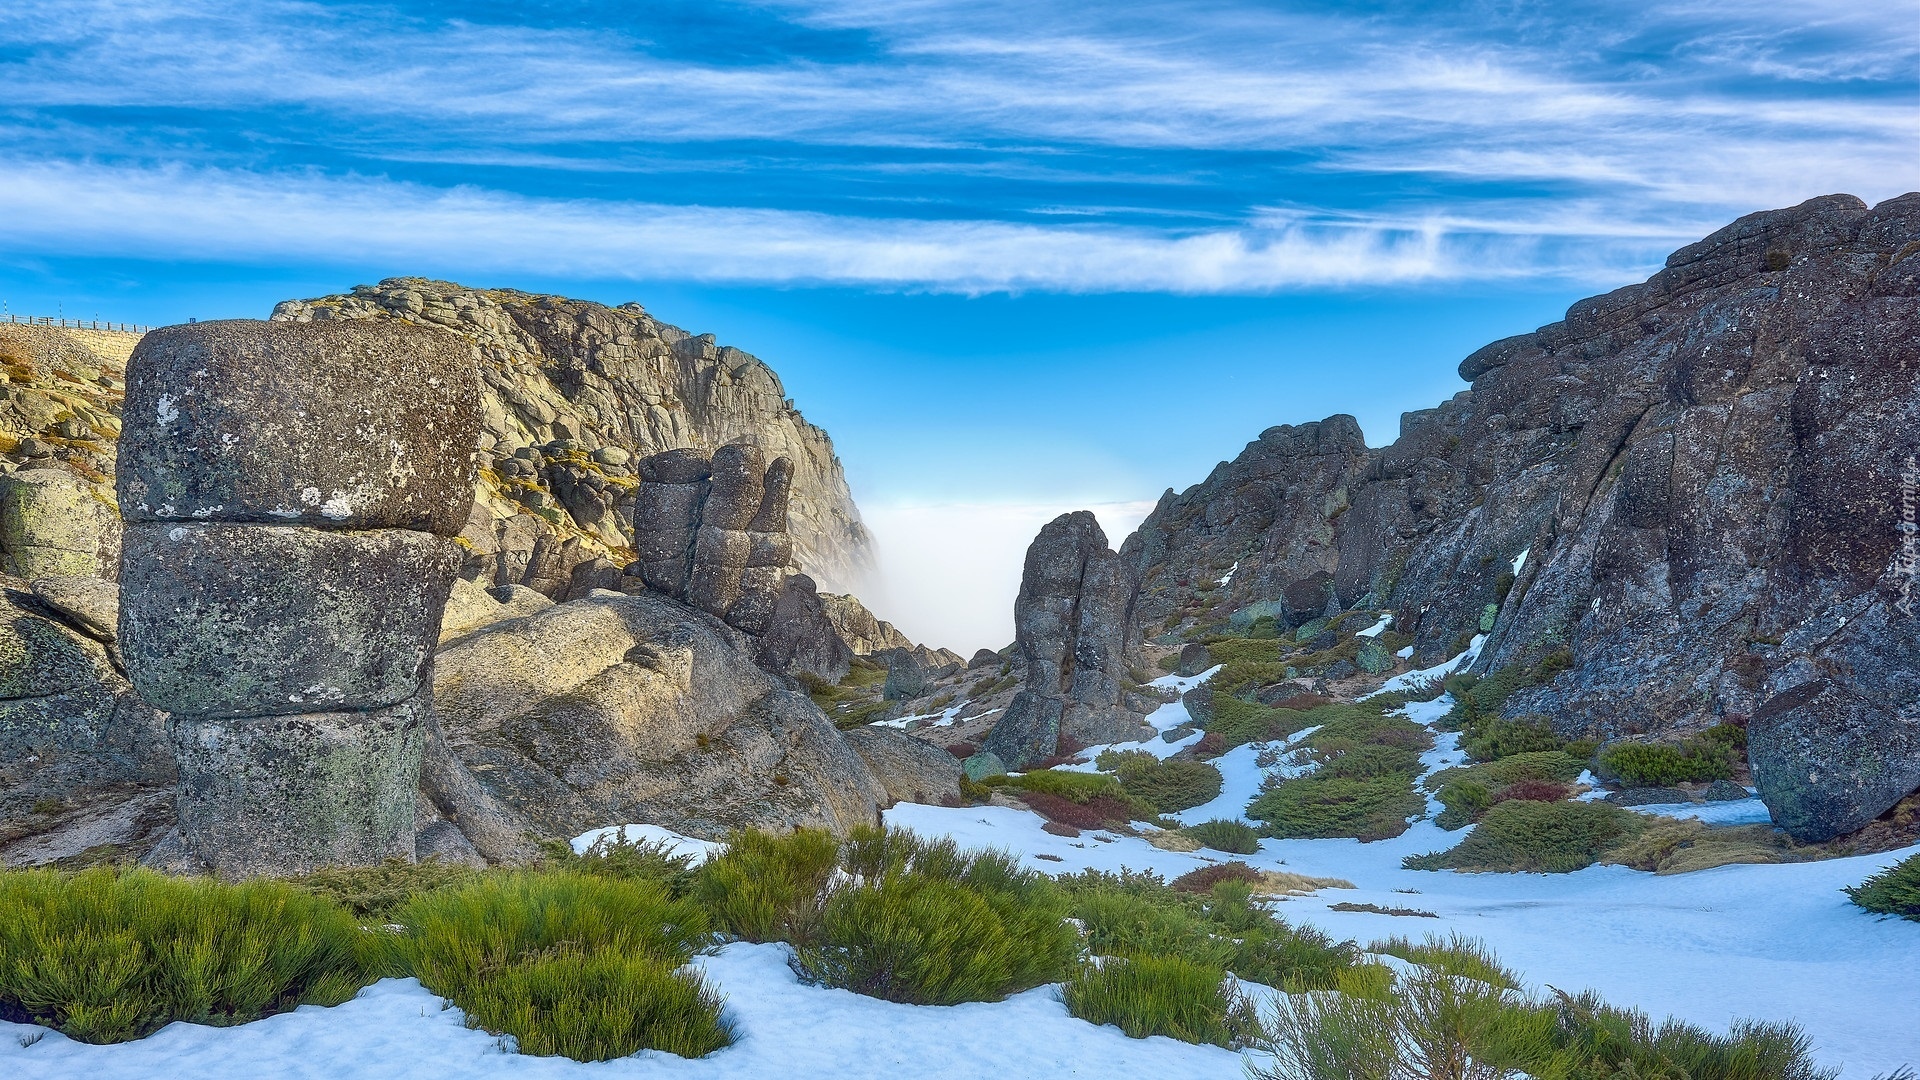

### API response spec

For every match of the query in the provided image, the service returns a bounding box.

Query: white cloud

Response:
[858,499,1157,653]
[0,160,1684,291]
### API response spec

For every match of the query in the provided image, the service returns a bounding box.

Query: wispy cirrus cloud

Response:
[0,0,1912,292]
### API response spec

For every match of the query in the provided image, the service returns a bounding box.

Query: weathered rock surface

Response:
[120,523,462,718]
[984,511,1152,768]
[432,590,892,839]
[633,442,795,633]
[168,697,429,876]
[754,573,854,684]
[0,469,120,579]
[0,578,173,867]
[842,726,963,806]
[117,320,480,533]
[1122,193,1920,842]
[271,279,875,593]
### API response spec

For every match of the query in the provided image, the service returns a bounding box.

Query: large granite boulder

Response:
[842,726,962,806]
[754,573,854,684]
[984,511,1152,768]
[432,590,891,839]
[116,319,484,877]
[117,319,480,533]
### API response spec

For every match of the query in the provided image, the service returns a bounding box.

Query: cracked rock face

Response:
[116,319,481,877]
[1122,192,1920,842]
[984,511,1152,769]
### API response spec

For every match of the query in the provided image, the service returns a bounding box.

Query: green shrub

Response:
[291,857,481,919]
[1404,800,1643,873]
[1063,955,1259,1048]
[1434,779,1494,831]
[1008,768,1129,804]
[1600,732,1740,786]
[1097,750,1224,813]
[1252,934,1838,1080]
[1369,932,1521,989]
[0,868,378,1044]
[795,870,1076,1005]
[1064,871,1355,994]
[1845,852,1920,921]
[692,828,841,945]
[1208,696,1312,748]
[458,950,732,1060]
[542,830,700,895]
[1461,715,1566,762]
[1156,653,1182,672]
[1183,818,1261,855]
[1251,773,1426,842]
[392,871,709,991]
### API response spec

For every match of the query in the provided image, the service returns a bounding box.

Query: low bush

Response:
[1183,818,1262,855]
[1170,861,1262,893]
[1208,695,1312,748]
[1062,955,1260,1048]
[1020,790,1140,830]
[1252,934,1839,1080]
[1430,750,1589,830]
[1434,780,1494,831]
[1460,715,1566,762]
[795,870,1076,1005]
[291,857,480,919]
[1097,750,1224,813]
[545,831,701,894]
[1845,852,1920,921]
[1156,653,1183,672]
[0,868,378,1044]
[1008,768,1127,804]
[1600,728,1742,786]
[692,828,840,945]
[1490,778,1572,805]
[1061,870,1356,993]
[1251,772,1427,842]
[1369,932,1520,989]
[1404,800,1643,873]
[458,950,733,1061]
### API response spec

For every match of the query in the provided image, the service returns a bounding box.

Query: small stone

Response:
[962,751,1007,781]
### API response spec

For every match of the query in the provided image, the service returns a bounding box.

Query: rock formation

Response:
[983,511,1153,769]
[116,319,481,877]
[1123,193,1920,842]
[430,589,915,838]
[268,279,876,595]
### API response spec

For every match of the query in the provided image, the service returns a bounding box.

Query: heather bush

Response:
[1097,750,1224,813]
[291,857,480,919]
[1600,729,1742,786]
[457,950,733,1060]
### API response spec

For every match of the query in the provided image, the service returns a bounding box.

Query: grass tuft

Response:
[1183,818,1261,855]
[459,950,733,1061]
[691,828,840,945]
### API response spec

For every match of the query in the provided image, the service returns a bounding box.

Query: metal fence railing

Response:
[2,314,152,333]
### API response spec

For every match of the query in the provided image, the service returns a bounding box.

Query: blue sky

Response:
[1,1,1914,647]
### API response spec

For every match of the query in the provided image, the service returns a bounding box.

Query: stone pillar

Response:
[632,441,797,635]
[116,320,479,877]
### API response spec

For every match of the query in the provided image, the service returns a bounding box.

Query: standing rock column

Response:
[116,320,480,877]
[983,511,1153,769]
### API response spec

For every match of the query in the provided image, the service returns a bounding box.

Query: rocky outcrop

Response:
[842,726,962,806]
[984,511,1152,768]
[431,590,893,839]
[269,279,875,594]
[820,592,916,654]
[116,319,481,877]
[1123,193,1920,842]
[633,443,794,633]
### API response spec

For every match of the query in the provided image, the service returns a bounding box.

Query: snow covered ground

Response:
[5,694,1917,1078]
